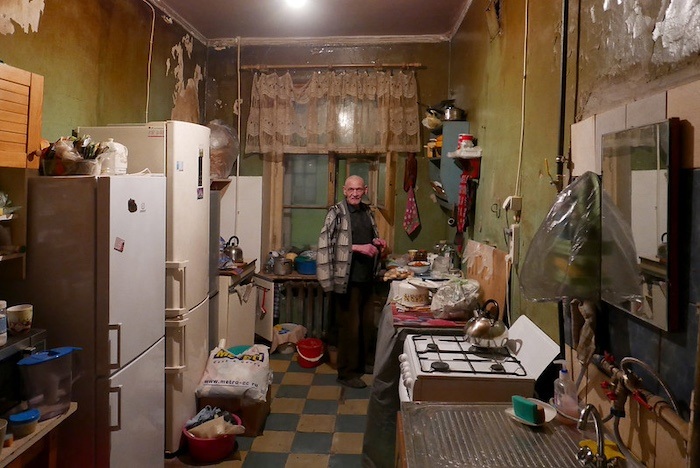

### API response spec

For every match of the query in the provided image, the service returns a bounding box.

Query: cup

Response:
[7,304,33,335]
[407,249,417,261]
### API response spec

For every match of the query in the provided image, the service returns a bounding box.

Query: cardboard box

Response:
[197,387,272,437]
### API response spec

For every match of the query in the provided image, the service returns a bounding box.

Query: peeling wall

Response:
[0,0,207,139]
[577,0,700,118]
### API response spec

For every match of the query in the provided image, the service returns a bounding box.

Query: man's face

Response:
[343,179,367,206]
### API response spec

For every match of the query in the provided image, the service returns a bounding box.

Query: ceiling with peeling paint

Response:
[148,0,472,45]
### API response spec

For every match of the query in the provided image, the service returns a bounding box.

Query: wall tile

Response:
[626,92,667,129]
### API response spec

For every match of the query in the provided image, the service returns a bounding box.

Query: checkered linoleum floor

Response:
[167,349,372,467]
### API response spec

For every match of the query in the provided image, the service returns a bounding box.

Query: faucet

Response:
[577,404,607,468]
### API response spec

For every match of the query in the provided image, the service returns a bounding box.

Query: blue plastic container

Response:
[295,257,317,275]
[17,347,82,421]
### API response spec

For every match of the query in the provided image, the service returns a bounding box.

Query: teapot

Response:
[464,299,509,347]
[223,236,244,263]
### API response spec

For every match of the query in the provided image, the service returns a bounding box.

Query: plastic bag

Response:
[208,120,239,179]
[195,342,272,403]
[430,278,481,320]
[520,171,641,305]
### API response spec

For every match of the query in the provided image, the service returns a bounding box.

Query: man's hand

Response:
[353,243,379,257]
[372,238,387,250]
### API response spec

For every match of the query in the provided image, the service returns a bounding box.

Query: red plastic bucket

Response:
[183,413,241,463]
[296,338,324,368]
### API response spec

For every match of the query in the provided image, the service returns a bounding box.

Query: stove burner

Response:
[431,361,450,372]
[426,343,439,352]
[490,363,505,372]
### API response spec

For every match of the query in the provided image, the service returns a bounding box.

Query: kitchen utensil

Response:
[273,257,292,275]
[464,300,508,346]
[6,304,32,335]
[443,104,466,121]
[224,236,244,263]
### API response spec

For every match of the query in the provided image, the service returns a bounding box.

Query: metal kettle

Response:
[224,236,244,263]
[464,299,508,347]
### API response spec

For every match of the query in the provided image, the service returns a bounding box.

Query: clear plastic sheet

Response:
[430,278,481,320]
[520,171,641,306]
[208,120,239,179]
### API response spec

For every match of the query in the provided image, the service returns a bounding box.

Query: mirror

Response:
[601,118,680,331]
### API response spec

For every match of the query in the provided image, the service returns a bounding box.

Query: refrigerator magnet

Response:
[114,237,125,252]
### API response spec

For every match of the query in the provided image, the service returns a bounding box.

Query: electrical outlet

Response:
[509,223,520,264]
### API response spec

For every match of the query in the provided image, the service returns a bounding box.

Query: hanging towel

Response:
[403,153,420,235]
[403,186,420,235]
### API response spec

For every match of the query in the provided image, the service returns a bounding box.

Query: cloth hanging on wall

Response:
[403,153,420,235]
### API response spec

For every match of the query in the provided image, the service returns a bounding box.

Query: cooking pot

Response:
[224,236,243,263]
[273,257,293,276]
[443,104,466,121]
[464,299,508,347]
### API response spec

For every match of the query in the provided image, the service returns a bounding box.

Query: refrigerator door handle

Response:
[166,260,188,317]
[109,385,123,431]
[164,317,189,374]
[108,323,122,370]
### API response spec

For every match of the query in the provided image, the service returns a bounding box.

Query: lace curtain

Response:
[245,70,421,154]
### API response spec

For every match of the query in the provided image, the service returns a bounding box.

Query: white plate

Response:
[505,398,557,426]
[406,277,443,290]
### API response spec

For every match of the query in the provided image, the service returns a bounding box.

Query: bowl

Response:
[407,261,430,275]
[183,413,241,463]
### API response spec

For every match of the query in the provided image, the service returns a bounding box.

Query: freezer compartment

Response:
[165,298,210,454]
[96,338,165,467]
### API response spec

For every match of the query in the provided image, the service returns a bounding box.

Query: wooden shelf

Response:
[0,402,77,467]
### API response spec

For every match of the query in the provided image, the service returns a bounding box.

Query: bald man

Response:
[317,175,387,388]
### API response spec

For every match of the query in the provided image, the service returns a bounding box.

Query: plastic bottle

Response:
[553,359,580,419]
[0,300,7,346]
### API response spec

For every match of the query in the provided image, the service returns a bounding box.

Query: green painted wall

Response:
[0,0,207,141]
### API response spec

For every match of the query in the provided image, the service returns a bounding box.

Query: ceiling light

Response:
[286,0,308,9]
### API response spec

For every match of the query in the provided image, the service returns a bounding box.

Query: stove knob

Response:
[398,353,408,363]
[404,377,414,389]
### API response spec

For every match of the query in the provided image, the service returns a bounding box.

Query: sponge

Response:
[512,395,545,424]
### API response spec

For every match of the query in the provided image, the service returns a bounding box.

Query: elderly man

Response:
[317,175,387,389]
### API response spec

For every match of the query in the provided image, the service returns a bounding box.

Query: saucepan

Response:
[464,299,508,347]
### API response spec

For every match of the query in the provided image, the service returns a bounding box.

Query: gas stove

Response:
[398,315,559,402]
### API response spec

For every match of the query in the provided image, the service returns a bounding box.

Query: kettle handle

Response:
[481,299,502,322]
[227,235,239,247]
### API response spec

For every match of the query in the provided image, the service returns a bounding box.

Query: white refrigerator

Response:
[5,175,166,467]
[78,121,211,454]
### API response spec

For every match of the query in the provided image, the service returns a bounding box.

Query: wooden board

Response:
[464,240,508,310]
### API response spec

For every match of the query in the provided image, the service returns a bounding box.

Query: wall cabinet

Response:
[0,63,44,279]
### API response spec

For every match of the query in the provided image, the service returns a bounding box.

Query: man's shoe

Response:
[337,377,367,389]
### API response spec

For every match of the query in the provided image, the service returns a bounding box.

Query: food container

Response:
[9,408,40,439]
[17,347,82,421]
[273,257,293,276]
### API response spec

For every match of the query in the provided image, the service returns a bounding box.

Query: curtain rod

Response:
[240,62,424,71]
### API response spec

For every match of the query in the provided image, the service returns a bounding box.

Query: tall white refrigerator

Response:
[78,121,211,454]
[5,175,167,466]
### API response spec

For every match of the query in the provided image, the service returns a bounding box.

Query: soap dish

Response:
[505,398,556,426]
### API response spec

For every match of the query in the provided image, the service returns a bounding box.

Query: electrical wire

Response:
[233,37,242,237]
[142,0,156,123]
[514,0,529,197]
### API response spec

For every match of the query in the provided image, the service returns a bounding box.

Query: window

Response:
[281,153,392,249]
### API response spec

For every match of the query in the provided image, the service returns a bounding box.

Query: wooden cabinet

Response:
[0,63,44,279]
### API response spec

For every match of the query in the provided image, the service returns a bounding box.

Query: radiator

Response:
[276,281,331,338]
